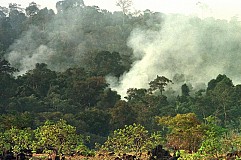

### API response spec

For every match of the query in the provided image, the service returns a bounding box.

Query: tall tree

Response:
[148,75,172,95]
[0,59,18,108]
[8,3,26,36]
[116,0,132,24]
[25,2,39,17]
[206,74,235,126]
[181,83,190,97]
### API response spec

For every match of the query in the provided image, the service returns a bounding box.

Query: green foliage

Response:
[34,119,84,154]
[206,75,235,127]
[157,113,205,152]
[222,130,241,152]
[79,108,111,136]
[73,76,108,106]
[0,127,33,152]
[207,74,233,91]
[101,123,163,154]
[181,83,190,97]
[0,131,8,151]
[93,51,125,77]
[17,63,57,98]
[125,88,148,102]
[74,144,95,157]
[110,100,137,130]
[148,75,172,95]
[0,59,18,106]
[0,112,34,130]
[198,116,227,158]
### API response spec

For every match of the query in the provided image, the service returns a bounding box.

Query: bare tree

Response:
[116,0,133,24]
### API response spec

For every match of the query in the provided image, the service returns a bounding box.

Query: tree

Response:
[125,88,148,102]
[8,3,26,36]
[9,3,23,13]
[8,95,47,113]
[0,58,18,75]
[24,7,54,30]
[0,59,18,108]
[116,0,133,24]
[79,108,111,136]
[148,75,172,95]
[0,112,34,129]
[116,0,132,15]
[188,94,213,122]
[96,88,121,109]
[207,74,233,91]
[67,76,108,107]
[110,100,137,130]
[93,51,125,77]
[17,63,57,98]
[101,123,163,155]
[25,2,39,16]
[198,116,226,159]
[222,129,241,152]
[206,74,235,126]
[0,17,17,53]
[1,127,33,153]
[125,88,166,131]
[181,83,190,97]
[157,113,205,152]
[34,119,84,154]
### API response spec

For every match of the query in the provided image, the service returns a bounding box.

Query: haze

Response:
[0,0,241,20]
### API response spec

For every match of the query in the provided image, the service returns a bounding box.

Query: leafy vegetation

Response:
[0,0,241,158]
[34,119,82,154]
[101,123,163,155]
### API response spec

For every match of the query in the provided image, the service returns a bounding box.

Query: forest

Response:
[0,0,241,159]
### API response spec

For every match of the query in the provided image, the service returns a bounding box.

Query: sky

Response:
[0,0,241,20]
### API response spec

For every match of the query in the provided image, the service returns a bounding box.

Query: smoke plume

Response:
[5,6,127,75]
[108,14,241,97]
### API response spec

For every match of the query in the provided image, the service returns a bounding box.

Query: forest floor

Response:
[32,153,238,160]
[32,152,151,160]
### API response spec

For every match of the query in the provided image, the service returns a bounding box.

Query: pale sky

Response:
[0,0,241,20]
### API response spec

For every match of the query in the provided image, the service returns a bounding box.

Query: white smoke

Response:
[8,45,55,75]
[5,7,100,74]
[108,14,241,97]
